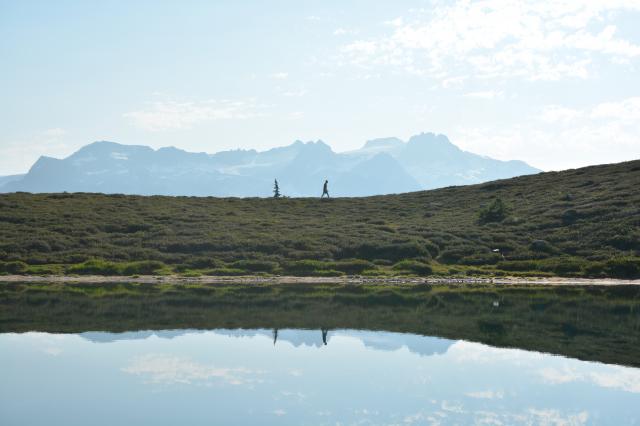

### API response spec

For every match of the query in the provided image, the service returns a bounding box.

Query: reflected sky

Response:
[1,329,639,425]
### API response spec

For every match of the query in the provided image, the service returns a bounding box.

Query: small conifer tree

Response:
[273,179,281,198]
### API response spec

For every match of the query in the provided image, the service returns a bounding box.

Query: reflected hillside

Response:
[1,282,639,367]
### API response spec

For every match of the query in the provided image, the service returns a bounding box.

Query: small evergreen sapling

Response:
[273,179,281,198]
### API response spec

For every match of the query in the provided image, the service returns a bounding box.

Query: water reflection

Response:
[2,329,639,425]
[81,328,455,357]
[3,283,640,367]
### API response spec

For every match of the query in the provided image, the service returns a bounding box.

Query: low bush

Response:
[497,260,538,272]
[438,247,477,264]
[230,260,279,273]
[392,260,433,275]
[310,269,345,277]
[66,259,165,275]
[333,259,375,274]
[283,260,328,275]
[604,257,640,279]
[67,259,120,275]
[458,253,502,265]
[336,242,429,262]
[530,240,555,253]
[538,258,586,275]
[205,268,246,276]
[121,260,166,275]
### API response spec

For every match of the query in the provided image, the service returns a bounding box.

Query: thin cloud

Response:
[453,96,640,171]
[281,89,307,97]
[339,0,640,82]
[463,91,503,100]
[124,99,267,131]
[42,128,67,138]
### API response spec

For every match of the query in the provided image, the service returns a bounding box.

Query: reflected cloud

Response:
[526,409,588,426]
[539,366,582,385]
[465,390,504,400]
[278,391,306,402]
[43,347,63,356]
[539,365,640,393]
[288,369,303,377]
[403,404,588,426]
[17,332,70,357]
[449,340,543,364]
[122,354,263,386]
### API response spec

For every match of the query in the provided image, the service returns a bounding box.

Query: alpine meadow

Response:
[2,159,638,279]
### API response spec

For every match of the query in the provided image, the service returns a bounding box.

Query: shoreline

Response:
[1,274,638,286]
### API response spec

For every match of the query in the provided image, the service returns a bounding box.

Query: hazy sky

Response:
[2,0,640,174]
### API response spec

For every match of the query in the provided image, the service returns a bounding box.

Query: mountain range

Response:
[0,132,540,196]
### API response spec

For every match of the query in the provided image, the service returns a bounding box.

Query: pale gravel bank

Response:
[1,275,638,286]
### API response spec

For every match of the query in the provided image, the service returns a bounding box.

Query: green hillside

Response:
[1,160,639,278]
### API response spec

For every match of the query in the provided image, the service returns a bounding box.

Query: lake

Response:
[1,282,639,425]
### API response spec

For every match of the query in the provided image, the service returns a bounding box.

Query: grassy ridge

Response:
[0,160,639,277]
[1,282,639,367]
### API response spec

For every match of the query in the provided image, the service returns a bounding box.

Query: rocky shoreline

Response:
[1,274,638,286]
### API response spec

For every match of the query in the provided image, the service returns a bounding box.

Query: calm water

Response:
[2,328,639,425]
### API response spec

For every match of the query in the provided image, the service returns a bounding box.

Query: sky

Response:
[1,0,640,175]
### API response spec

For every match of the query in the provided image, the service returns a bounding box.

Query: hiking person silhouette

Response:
[321,180,330,198]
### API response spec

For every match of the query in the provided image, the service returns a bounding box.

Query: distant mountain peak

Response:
[299,140,334,153]
[407,132,452,145]
[1,132,541,196]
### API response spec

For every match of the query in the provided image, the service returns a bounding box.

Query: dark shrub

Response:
[2,261,28,274]
[604,257,640,279]
[310,269,345,277]
[423,240,440,257]
[438,247,477,264]
[336,242,429,262]
[283,260,327,275]
[608,233,640,250]
[538,258,587,275]
[478,198,508,224]
[231,260,279,273]
[583,262,605,277]
[496,260,539,271]
[530,240,555,253]
[562,209,579,224]
[186,257,222,269]
[26,240,51,252]
[459,253,502,265]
